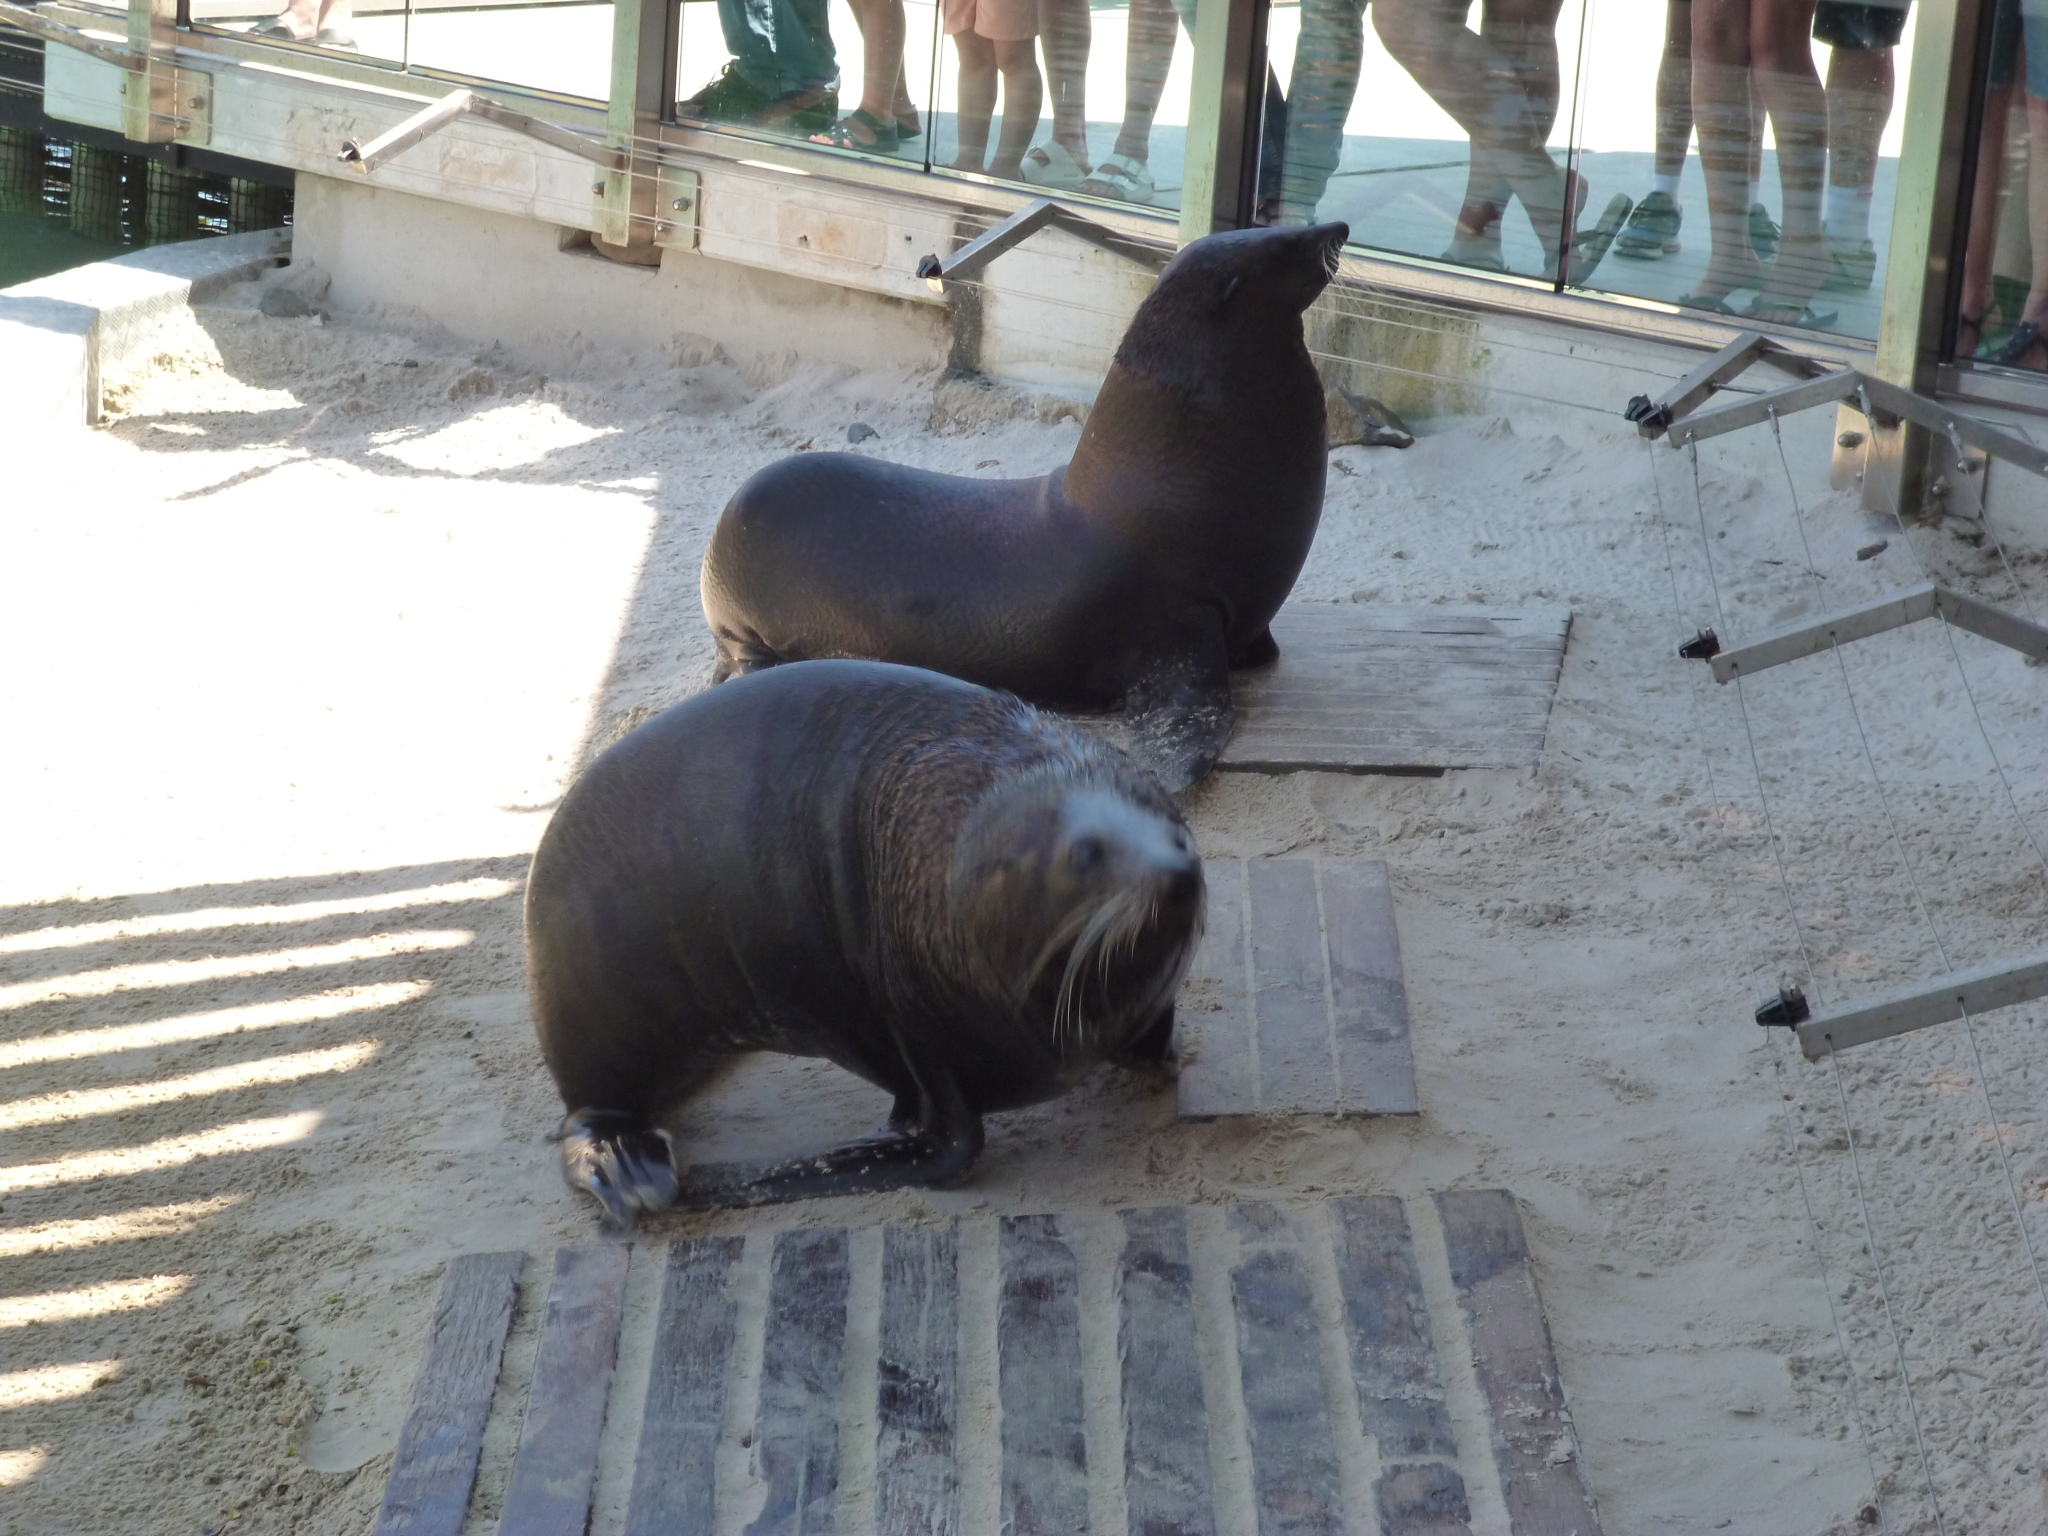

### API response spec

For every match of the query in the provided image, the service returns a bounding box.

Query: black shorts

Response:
[1812,0,1912,49]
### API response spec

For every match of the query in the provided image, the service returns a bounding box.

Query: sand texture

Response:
[3,285,2046,1536]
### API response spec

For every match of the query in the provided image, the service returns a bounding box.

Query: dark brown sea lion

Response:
[698,221,1348,791]
[525,659,1204,1225]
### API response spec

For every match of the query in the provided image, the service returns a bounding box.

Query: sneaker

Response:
[1613,189,1681,259]
[1074,153,1155,205]
[1748,201,1779,263]
[1819,236,1878,293]
[678,62,768,123]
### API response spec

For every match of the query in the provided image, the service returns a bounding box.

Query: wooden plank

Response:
[500,1243,632,1536]
[374,1250,526,1536]
[1228,1204,1343,1536]
[1435,1191,1603,1536]
[1329,1197,1454,1457]
[998,1214,1089,1535]
[876,1224,959,1536]
[750,1227,851,1536]
[1247,859,1337,1115]
[1181,859,1418,1120]
[1222,603,1571,775]
[1377,1462,1475,1536]
[1118,1206,1217,1535]
[1177,856,1254,1119]
[1320,863,1418,1116]
[622,1235,744,1536]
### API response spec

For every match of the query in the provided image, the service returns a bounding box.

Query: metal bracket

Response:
[1702,578,2048,683]
[653,163,699,250]
[916,196,1170,293]
[1795,946,2048,1058]
[338,88,620,172]
[119,60,210,145]
[1626,331,1839,439]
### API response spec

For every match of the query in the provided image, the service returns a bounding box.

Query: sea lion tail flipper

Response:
[1230,626,1279,670]
[556,1109,679,1228]
[1124,658,1236,795]
[674,1067,985,1209]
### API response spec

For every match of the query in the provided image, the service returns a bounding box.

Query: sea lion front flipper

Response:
[1123,652,1236,795]
[675,1064,986,1209]
[557,1109,680,1229]
[1111,1004,1177,1068]
[1230,625,1279,669]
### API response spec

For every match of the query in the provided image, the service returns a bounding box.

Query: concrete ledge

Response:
[0,227,291,441]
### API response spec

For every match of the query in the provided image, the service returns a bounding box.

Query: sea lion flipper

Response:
[1230,626,1280,670]
[557,1109,679,1229]
[674,1064,986,1209]
[1112,1003,1177,1067]
[1124,656,1236,794]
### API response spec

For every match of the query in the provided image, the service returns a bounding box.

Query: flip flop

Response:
[1021,141,1090,191]
[1074,153,1154,205]
[1994,318,2048,369]
[1676,293,1740,315]
[894,109,922,139]
[809,107,899,152]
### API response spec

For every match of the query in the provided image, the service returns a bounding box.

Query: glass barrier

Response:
[1955,0,2045,372]
[673,0,1197,213]
[1259,0,1915,343]
[191,0,615,101]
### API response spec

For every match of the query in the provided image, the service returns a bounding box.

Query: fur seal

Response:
[525,659,1204,1224]
[699,221,1349,791]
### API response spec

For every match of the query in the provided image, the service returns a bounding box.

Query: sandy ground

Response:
[3,274,2048,1536]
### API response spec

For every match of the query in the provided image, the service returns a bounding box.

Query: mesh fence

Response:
[0,125,292,249]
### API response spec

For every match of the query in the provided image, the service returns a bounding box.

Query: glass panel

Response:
[191,0,406,64]
[1258,0,1592,276]
[1571,0,1908,340]
[193,0,613,99]
[405,0,615,98]
[1259,0,1912,342]
[1957,0,2041,370]
[674,0,941,165]
[926,0,1196,210]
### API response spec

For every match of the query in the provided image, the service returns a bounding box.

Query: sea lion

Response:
[525,659,1204,1225]
[698,221,1348,791]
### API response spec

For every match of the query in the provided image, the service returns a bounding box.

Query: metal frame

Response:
[1701,579,2048,682]
[337,86,616,170]
[914,196,1171,290]
[1795,948,2048,1058]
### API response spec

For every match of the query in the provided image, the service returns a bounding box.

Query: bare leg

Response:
[1958,82,2013,353]
[816,0,909,145]
[1689,0,1767,299]
[988,37,1044,177]
[2004,92,2048,367]
[950,30,999,170]
[1038,0,1092,163]
[1750,0,1828,311]
[1107,0,1178,163]
[1655,0,1693,177]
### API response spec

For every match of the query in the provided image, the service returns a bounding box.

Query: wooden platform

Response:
[1178,857,1417,1119]
[1220,602,1574,774]
[374,1192,1603,1536]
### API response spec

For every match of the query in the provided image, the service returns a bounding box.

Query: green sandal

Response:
[809,107,899,152]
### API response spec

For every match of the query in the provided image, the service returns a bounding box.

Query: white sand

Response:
[3,278,2046,1536]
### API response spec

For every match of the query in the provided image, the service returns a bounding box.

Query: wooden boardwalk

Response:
[1221,602,1573,775]
[1178,857,1417,1119]
[374,1193,1602,1536]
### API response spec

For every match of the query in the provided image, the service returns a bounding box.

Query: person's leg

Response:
[813,0,909,145]
[989,34,1045,177]
[950,28,999,169]
[1617,0,1693,256]
[1275,0,1367,223]
[1749,0,1828,313]
[1813,17,1895,287]
[1110,0,1181,162]
[1037,0,1092,164]
[1961,0,2020,352]
[1688,0,1767,299]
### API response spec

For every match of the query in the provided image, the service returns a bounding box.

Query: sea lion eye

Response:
[1067,836,1106,872]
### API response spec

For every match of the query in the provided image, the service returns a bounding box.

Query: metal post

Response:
[1860,0,1986,516]
[597,0,678,251]
[1176,0,1260,244]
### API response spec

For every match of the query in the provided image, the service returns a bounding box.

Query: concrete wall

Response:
[292,174,952,382]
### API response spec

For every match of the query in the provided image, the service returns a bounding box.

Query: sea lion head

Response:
[947,754,1204,1062]
[1107,222,1348,396]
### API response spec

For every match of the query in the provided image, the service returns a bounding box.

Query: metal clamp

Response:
[916,197,1170,293]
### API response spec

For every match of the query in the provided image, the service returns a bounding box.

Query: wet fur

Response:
[526,660,1203,1225]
